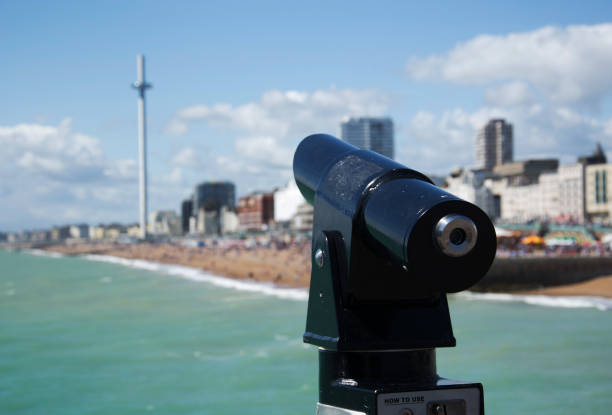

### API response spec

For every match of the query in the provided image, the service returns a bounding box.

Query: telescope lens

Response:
[449,228,467,246]
[434,214,478,258]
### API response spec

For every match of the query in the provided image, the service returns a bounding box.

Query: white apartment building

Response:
[558,164,585,222]
[149,210,181,236]
[585,163,612,221]
[196,206,238,235]
[444,169,496,217]
[446,163,585,223]
[494,172,560,222]
[69,224,89,239]
[274,179,304,224]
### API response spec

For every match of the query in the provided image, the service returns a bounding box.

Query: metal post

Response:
[132,54,152,240]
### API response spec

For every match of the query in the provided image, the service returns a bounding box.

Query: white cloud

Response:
[398,104,612,174]
[0,118,105,180]
[160,167,184,185]
[234,136,293,169]
[170,147,202,168]
[104,159,138,181]
[165,88,391,138]
[0,119,188,231]
[16,152,65,174]
[407,24,612,106]
[164,88,392,193]
[401,23,612,174]
[215,155,261,175]
[484,81,535,107]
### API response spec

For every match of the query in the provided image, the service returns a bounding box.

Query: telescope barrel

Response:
[294,134,496,294]
[293,135,356,205]
[363,176,495,292]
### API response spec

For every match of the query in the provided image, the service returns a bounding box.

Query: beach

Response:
[519,275,612,298]
[42,241,312,288]
[38,241,612,299]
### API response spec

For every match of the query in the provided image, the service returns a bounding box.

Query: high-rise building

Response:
[476,119,513,170]
[193,182,236,216]
[341,117,394,159]
[192,181,236,235]
[181,199,193,234]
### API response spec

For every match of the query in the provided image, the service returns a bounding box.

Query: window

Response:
[603,170,608,203]
[596,171,601,203]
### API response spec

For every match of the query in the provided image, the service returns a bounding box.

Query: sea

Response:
[1,249,611,415]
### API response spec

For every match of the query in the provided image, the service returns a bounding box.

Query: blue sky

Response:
[2,1,612,231]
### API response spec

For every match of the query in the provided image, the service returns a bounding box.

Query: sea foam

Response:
[82,254,309,301]
[22,250,612,310]
[26,249,65,258]
[457,291,612,311]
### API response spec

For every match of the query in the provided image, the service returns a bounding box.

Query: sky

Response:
[2,0,612,232]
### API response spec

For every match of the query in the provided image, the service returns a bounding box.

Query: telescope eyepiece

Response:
[434,214,478,258]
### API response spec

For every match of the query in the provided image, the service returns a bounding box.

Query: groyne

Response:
[474,256,612,292]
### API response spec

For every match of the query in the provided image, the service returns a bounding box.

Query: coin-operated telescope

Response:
[293,134,496,415]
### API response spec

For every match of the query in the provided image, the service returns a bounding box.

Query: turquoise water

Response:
[1,250,611,414]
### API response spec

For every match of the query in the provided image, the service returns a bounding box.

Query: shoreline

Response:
[20,246,611,311]
[21,242,612,300]
[517,275,612,298]
[39,241,312,289]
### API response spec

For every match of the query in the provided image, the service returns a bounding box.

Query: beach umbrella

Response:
[494,227,515,238]
[601,233,612,245]
[521,234,545,245]
[545,237,575,246]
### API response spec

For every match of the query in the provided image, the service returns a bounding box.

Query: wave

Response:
[25,249,65,258]
[457,291,612,311]
[22,250,611,310]
[82,254,308,301]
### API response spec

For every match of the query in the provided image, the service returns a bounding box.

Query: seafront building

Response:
[149,210,181,236]
[237,192,275,231]
[69,224,89,240]
[444,168,496,217]
[292,202,314,231]
[585,163,612,221]
[191,181,237,236]
[444,143,610,223]
[341,117,394,159]
[193,181,236,215]
[441,121,611,224]
[273,179,305,228]
[51,226,70,241]
[476,119,513,170]
[181,199,193,234]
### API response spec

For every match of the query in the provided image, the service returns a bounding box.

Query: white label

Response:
[377,388,481,415]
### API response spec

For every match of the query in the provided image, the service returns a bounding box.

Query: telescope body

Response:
[294,134,496,303]
[294,134,495,415]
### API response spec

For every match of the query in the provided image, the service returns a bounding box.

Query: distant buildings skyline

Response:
[341,117,395,159]
[6,114,612,239]
[446,117,611,224]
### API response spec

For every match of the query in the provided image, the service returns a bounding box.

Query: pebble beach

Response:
[39,241,612,299]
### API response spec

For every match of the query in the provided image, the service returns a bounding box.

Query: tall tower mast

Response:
[132,54,152,240]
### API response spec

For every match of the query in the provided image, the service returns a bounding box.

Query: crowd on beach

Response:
[9,226,611,298]
[41,233,314,288]
[37,226,612,285]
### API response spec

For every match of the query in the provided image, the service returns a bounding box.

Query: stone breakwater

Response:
[474,256,612,292]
